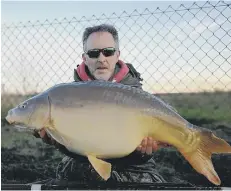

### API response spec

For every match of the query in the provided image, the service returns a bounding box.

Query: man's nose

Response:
[97,52,106,62]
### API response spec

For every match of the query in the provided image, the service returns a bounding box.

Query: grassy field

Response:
[157,90,231,122]
[1,90,231,186]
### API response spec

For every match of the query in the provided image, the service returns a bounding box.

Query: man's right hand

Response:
[136,137,172,155]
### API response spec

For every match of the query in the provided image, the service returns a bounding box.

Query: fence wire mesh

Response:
[1,1,231,115]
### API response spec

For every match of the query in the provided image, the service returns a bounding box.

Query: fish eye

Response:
[18,102,28,109]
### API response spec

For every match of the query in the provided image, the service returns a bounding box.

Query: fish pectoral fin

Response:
[45,128,70,148]
[87,155,112,181]
[180,130,231,186]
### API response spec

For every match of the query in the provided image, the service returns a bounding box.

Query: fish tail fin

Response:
[180,129,231,186]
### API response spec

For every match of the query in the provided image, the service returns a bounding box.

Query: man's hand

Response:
[136,137,171,155]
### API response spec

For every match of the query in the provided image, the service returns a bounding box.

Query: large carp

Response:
[5,80,231,185]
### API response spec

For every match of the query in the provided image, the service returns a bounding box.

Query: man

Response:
[34,24,167,184]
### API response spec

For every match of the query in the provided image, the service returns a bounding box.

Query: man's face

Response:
[83,32,120,81]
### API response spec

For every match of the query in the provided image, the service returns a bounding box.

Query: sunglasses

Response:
[85,47,116,58]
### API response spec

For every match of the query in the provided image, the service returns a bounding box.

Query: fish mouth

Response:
[5,115,28,127]
[5,118,32,131]
[5,118,20,126]
[5,115,14,124]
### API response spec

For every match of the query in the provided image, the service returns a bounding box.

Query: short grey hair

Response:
[82,24,119,51]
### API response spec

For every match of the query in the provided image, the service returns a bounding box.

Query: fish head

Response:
[5,93,50,130]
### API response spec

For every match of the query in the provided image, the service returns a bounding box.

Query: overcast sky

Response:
[2,1,194,24]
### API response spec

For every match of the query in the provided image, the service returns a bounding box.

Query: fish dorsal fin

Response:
[87,155,112,180]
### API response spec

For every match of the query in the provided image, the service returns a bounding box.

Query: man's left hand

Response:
[136,137,170,155]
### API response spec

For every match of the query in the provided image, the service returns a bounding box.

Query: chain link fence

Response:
[1,1,231,119]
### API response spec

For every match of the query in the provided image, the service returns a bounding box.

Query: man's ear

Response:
[82,53,86,62]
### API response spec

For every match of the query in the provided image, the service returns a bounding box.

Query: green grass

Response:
[1,125,63,159]
[157,91,231,122]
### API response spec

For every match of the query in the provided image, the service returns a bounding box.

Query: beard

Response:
[93,69,113,81]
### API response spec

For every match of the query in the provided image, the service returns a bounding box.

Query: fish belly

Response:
[51,104,147,159]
